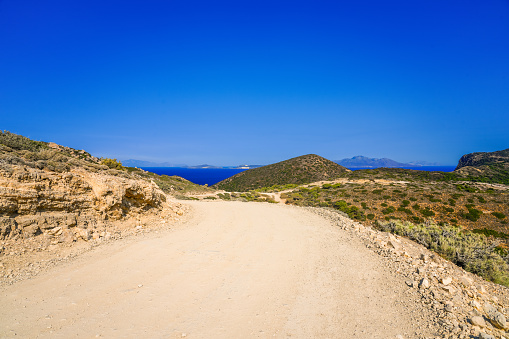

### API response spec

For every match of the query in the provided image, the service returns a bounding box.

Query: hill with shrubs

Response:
[214,154,350,192]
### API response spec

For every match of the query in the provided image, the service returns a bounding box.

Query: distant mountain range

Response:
[334,156,412,168]
[334,156,443,168]
[121,159,262,169]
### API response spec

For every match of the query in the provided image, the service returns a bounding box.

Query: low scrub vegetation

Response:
[375,220,509,286]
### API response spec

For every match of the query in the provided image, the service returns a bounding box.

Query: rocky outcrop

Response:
[0,165,183,242]
[456,149,509,170]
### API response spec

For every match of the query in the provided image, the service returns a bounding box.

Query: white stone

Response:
[441,276,452,285]
[419,278,430,289]
[471,316,486,328]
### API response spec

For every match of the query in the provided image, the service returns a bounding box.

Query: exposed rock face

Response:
[0,165,180,241]
[455,148,509,170]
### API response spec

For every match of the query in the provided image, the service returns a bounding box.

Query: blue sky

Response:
[1,1,508,166]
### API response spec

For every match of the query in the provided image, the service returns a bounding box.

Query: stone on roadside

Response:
[387,240,401,250]
[419,278,430,289]
[484,303,497,316]
[441,276,452,285]
[479,332,495,339]
[458,275,472,287]
[489,312,506,329]
[471,316,486,328]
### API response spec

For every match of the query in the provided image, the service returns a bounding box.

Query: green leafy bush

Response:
[382,206,395,215]
[100,158,124,170]
[492,212,506,219]
[463,205,482,222]
[420,208,435,217]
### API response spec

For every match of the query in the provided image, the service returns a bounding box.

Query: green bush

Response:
[472,228,509,239]
[382,206,395,215]
[100,158,124,170]
[397,207,413,215]
[456,184,477,193]
[420,208,435,217]
[217,193,231,200]
[463,205,482,222]
[367,213,375,220]
[491,212,506,219]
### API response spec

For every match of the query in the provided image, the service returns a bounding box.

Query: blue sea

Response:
[142,166,457,186]
[142,167,248,186]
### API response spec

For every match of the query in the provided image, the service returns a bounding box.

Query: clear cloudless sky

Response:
[0,0,508,166]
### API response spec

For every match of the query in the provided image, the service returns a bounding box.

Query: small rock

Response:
[471,300,482,310]
[138,284,143,288]
[405,280,414,287]
[441,276,452,285]
[419,278,430,289]
[490,312,506,329]
[471,316,486,328]
[484,302,497,316]
[441,285,456,294]
[387,240,401,250]
[479,332,495,339]
[445,302,454,313]
[458,275,472,287]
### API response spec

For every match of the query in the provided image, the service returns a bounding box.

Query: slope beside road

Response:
[2,201,440,338]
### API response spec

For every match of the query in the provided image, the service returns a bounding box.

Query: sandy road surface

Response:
[1,201,423,338]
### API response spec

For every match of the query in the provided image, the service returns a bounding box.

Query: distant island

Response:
[334,155,442,168]
[122,159,262,170]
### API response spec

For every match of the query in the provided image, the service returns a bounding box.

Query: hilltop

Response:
[454,148,509,185]
[215,154,349,192]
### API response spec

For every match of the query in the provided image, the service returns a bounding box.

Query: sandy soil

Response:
[0,201,431,338]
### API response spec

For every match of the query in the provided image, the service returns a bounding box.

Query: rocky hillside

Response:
[0,131,189,244]
[456,149,509,170]
[454,149,509,185]
[215,154,350,192]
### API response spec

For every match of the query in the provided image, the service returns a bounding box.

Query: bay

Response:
[142,166,456,186]
[141,167,248,186]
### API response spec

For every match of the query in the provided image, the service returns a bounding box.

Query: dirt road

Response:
[1,201,428,338]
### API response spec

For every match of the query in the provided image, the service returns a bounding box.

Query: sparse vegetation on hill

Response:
[0,131,209,195]
[279,179,509,233]
[215,154,349,191]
